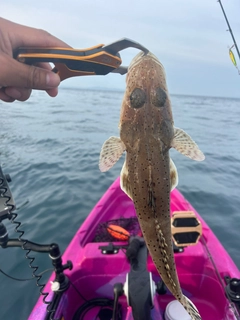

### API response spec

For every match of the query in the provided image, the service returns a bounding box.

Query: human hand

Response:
[0,18,71,102]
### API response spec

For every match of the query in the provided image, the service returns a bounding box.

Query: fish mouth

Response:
[128,51,165,72]
[128,51,146,69]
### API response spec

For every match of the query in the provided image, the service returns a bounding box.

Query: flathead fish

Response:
[99,52,204,319]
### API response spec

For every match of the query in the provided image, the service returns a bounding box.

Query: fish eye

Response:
[152,87,167,107]
[129,88,146,109]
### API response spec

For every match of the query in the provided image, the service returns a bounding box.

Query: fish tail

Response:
[181,295,202,320]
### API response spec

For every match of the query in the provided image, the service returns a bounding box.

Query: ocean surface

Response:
[0,88,240,320]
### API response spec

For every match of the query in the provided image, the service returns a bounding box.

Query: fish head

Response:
[119,52,174,149]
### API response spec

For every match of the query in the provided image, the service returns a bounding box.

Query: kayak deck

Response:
[29,177,240,320]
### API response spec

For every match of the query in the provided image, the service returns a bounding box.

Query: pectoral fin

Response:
[120,161,133,200]
[99,136,126,172]
[171,127,205,161]
[170,158,178,191]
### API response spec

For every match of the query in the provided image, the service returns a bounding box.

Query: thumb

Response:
[0,54,60,89]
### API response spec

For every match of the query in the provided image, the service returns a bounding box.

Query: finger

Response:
[0,18,71,50]
[0,54,60,90]
[5,62,57,100]
[4,86,58,101]
[4,87,32,101]
[25,63,59,97]
[34,63,59,97]
[32,63,58,97]
[46,87,58,97]
[0,88,15,103]
[36,62,54,71]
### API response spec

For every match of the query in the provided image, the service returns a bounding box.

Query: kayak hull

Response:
[29,177,240,320]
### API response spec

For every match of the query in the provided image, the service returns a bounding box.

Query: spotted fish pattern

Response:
[99,52,204,319]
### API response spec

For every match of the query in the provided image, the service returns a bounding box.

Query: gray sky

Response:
[2,0,240,98]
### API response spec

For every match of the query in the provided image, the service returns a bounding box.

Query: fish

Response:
[99,51,204,319]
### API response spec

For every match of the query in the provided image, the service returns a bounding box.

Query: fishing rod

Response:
[218,0,240,59]
[218,0,240,73]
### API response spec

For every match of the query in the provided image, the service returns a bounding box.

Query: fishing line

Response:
[218,0,240,74]
[202,237,240,320]
[218,0,240,60]
[0,267,53,282]
[16,199,29,211]
[69,279,88,302]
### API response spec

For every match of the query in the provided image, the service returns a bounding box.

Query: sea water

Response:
[0,88,240,319]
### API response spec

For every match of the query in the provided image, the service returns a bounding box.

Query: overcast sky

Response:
[2,0,240,98]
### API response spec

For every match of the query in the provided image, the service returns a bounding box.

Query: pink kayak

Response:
[29,177,240,320]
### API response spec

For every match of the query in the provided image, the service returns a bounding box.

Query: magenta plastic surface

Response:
[29,177,240,320]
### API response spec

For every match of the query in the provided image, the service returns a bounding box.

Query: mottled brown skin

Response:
[120,53,182,300]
